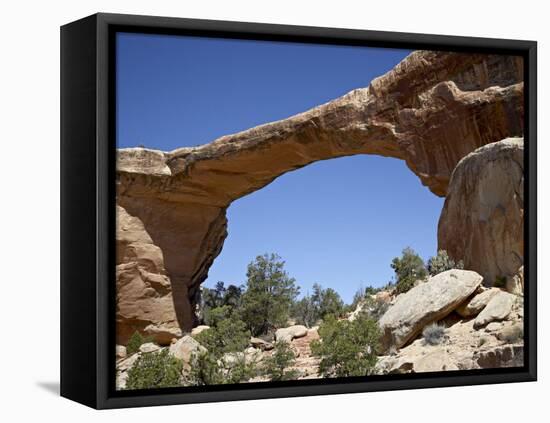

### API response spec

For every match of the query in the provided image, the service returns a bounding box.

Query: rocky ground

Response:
[116,267,524,389]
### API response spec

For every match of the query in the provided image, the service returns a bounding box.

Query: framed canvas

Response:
[60,12,537,409]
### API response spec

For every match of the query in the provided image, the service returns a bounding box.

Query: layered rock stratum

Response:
[116,50,524,337]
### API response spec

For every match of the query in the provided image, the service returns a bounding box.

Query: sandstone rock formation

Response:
[168,335,206,363]
[438,138,524,287]
[507,266,524,296]
[250,337,274,351]
[376,314,524,374]
[455,287,501,318]
[138,342,161,353]
[378,269,483,352]
[474,345,524,368]
[117,51,524,335]
[190,325,210,336]
[275,325,308,343]
[116,205,181,345]
[473,291,517,329]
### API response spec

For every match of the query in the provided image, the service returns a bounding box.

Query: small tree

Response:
[194,313,250,356]
[202,305,231,328]
[427,250,464,276]
[184,349,257,386]
[239,254,299,336]
[292,284,345,327]
[292,296,317,327]
[312,284,344,319]
[126,331,152,355]
[200,282,243,324]
[186,312,257,386]
[262,341,299,381]
[391,247,427,294]
[126,349,183,390]
[311,312,380,378]
[184,350,223,386]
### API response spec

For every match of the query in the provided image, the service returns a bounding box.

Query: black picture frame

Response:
[60,12,537,409]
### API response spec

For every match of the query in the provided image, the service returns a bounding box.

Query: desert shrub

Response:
[427,250,464,276]
[126,349,183,390]
[222,354,259,384]
[202,305,232,328]
[422,323,446,346]
[391,247,427,295]
[262,341,299,381]
[311,312,380,378]
[126,331,152,355]
[194,313,250,356]
[184,350,223,386]
[184,350,257,386]
[239,254,300,336]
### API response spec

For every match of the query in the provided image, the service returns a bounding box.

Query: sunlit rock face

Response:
[116,50,524,335]
[438,138,524,287]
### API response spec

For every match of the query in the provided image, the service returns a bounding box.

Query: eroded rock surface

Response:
[438,138,524,287]
[378,270,483,352]
[473,291,517,329]
[116,205,181,345]
[376,317,524,374]
[456,288,501,318]
[117,51,524,334]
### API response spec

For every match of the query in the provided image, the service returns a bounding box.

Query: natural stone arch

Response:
[116,50,524,341]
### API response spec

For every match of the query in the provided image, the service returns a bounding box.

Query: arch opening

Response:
[204,154,445,304]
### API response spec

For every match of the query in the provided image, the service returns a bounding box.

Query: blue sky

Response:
[117,33,444,303]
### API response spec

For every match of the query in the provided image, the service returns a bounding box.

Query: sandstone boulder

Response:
[142,324,182,346]
[168,335,206,363]
[116,345,127,360]
[250,337,274,351]
[377,305,524,375]
[139,342,161,353]
[474,291,516,329]
[275,325,308,343]
[191,325,210,336]
[438,138,524,287]
[378,269,483,352]
[456,288,502,318]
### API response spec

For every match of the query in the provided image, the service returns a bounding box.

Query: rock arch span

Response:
[116,50,524,343]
